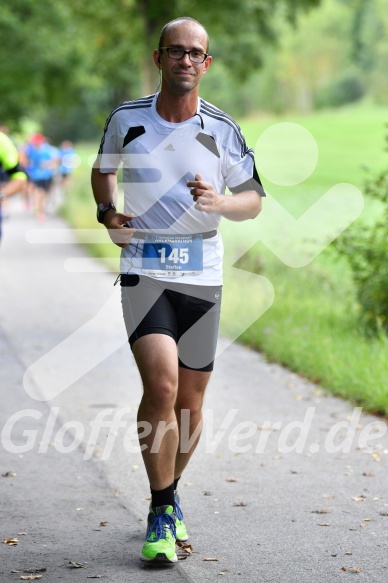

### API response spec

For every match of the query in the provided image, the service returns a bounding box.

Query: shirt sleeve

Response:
[0,133,27,181]
[223,127,265,197]
[96,110,121,173]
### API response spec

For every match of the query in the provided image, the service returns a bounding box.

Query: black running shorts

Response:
[120,274,222,372]
[32,178,52,192]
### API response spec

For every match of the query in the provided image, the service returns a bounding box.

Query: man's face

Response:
[157,22,212,95]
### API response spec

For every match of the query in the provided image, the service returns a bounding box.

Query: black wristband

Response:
[97,202,116,224]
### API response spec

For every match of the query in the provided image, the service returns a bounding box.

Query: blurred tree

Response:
[245,0,388,112]
[1,0,322,128]
[276,0,354,111]
[359,0,388,105]
[0,0,91,124]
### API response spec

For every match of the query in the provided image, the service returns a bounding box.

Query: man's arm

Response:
[91,166,135,247]
[186,173,262,221]
[91,166,118,210]
[212,189,262,221]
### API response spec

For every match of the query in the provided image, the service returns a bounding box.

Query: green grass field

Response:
[65,102,388,415]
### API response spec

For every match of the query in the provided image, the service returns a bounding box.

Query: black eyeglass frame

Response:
[159,47,208,64]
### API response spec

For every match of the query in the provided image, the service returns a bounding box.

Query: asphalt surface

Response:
[1,199,388,582]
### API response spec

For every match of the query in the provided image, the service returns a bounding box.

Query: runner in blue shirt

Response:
[26,133,59,220]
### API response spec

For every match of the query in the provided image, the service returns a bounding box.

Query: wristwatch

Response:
[97,202,116,224]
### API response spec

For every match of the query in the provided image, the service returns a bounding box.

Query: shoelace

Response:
[146,512,176,542]
[174,497,184,521]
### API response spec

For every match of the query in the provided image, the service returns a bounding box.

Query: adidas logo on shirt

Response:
[164,144,175,151]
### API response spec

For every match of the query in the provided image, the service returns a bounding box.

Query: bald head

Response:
[158,17,209,53]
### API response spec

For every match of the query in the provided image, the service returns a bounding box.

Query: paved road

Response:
[1,201,388,582]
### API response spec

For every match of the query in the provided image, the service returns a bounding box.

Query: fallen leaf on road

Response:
[203,557,219,561]
[218,569,229,575]
[257,424,279,431]
[86,576,102,579]
[20,577,42,581]
[17,533,27,536]
[2,471,17,477]
[318,523,331,527]
[341,566,362,573]
[99,521,108,527]
[352,496,366,502]
[380,511,388,516]
[311,509,332,514]
[362,472,375,477]
[68,562,86,568]
[23,569,46,574]
[233,501,247,507]
[225,477,239,483]
[176,541,192,555]
[3,538,18,545]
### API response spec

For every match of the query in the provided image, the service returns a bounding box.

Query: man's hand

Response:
[187,173,222,213]
[103,211,137,248]
[187,172,262,221]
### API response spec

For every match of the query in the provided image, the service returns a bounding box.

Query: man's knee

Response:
[175,393,205,416]
[143,377,178,409]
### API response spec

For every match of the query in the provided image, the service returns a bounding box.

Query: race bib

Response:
[142,234,203,277]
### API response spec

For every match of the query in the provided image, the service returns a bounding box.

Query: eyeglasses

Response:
[159,47,208,64]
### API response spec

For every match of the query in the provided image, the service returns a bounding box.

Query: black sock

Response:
[174,476,181,491]
[151,483,175,509]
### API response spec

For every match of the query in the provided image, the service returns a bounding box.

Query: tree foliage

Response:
[0,0,90,123]
[1,0,321,128]
[232,0,388,114]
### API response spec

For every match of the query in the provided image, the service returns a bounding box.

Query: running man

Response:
[92,16,265,564]
[26,133,59,220]
[58,140,77,193]
[0,130,27,241]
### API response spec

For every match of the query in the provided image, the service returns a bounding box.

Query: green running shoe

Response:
[174,491,189,542]
[140,505,177,564]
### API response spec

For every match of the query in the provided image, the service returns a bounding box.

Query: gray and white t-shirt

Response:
[97,93,264,285]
